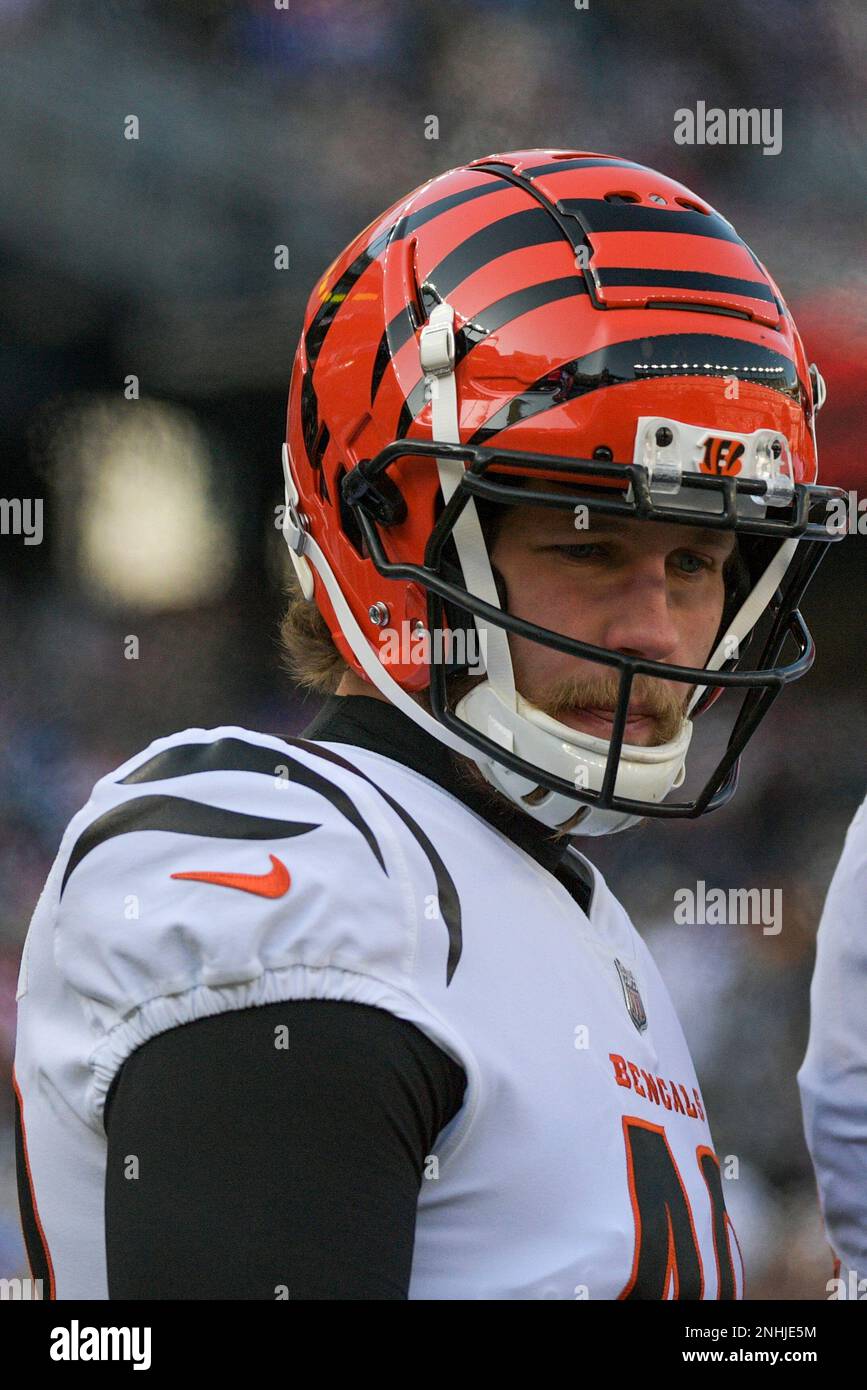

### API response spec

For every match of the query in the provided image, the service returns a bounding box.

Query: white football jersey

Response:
[14,722,744,1299]
[798,792,867,1287]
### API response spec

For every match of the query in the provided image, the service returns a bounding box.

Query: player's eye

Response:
[673,551,713,576]
[544,544,715,576]
[548,543,606,561]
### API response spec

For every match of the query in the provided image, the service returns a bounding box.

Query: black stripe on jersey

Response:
[13,1075,55,1298]
[559,198,743,245]
[286,738,463,987]
[117,737,386,873]
[392,275,587,434]
[60,797,320,896]
[468,333,802,446]
[595,266,776,304]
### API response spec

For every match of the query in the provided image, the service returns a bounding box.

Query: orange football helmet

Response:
[282,149,844,833]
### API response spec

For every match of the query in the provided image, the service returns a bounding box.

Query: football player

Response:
[14,150,844,1299]
[798,791,867,1296]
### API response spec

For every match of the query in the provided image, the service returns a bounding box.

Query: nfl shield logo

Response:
[615,959,648,1034]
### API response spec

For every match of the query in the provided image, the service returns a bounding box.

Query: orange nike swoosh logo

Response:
[170,853,291,899]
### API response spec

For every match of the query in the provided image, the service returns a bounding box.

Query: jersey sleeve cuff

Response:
[87,961,478,1140]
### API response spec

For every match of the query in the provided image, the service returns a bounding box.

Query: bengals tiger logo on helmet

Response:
[699,436,745,475]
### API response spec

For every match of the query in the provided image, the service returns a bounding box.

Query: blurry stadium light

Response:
[49,397,236,609]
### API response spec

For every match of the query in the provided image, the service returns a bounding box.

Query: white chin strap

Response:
[686,535,797,716]
[281,298,801,838]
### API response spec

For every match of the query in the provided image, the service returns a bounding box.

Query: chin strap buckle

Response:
[419,302,456,378]
[281,443,315,598]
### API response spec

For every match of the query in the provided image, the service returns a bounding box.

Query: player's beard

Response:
[417,667,691,840]
[532,669,687,746]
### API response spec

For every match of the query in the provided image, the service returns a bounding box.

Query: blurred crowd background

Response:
[1,0,864,1298]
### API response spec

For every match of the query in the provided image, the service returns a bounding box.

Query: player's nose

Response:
[597,561,682,665]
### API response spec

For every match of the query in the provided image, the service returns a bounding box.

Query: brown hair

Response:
[279,570,349,693]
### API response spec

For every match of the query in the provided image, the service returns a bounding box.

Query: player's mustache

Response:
[533,672,688,746]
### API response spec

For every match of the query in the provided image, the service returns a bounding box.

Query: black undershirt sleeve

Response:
[103,998,467,1300]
